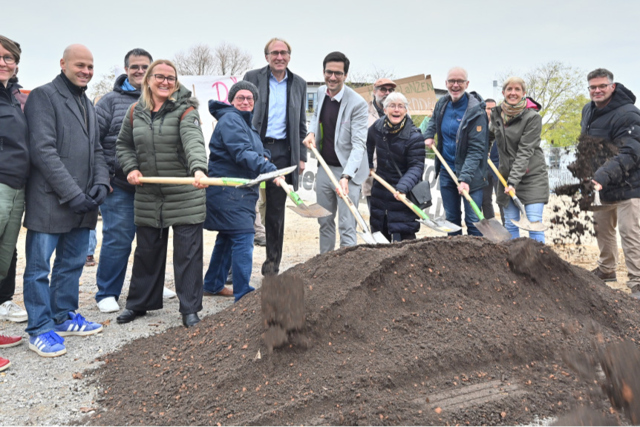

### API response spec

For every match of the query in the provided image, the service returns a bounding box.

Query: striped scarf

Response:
[501,98,527,124]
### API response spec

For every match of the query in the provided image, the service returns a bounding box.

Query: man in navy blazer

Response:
[303,52,368,253]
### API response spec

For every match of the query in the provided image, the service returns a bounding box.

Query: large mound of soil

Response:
[87,237,640,426]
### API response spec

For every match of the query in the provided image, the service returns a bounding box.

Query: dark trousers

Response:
[262,141,290,275]
[381,215,417,243]
[125,224,204,315]
[0,249,17,305]
[482,175,496,219]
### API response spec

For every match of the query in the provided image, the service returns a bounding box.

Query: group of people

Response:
[1,33,639,372]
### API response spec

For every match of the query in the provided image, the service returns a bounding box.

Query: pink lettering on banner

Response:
[230,77,238,84]
[212,81,229,103]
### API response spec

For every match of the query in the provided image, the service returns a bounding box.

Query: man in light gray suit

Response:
[22,44,109,357]
[303,51,368,253]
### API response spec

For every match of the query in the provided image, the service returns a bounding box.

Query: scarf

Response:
[501,97,527,124]
[383,115,407,134]
[373,99,384,117]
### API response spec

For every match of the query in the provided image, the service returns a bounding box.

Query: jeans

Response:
[204,232,254,302]
[23,228,89,336]
[87,229,97,256]
[503,201,545,243]
[0,184,24,282]
[95,186,136,302]
[439,171,483,236]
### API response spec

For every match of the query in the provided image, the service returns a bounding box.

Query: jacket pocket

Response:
[59,126,71,158]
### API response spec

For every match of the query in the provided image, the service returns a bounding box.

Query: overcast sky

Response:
[5,0,639,103]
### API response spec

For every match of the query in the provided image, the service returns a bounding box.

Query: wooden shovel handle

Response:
[370,172,427,220]
[138,177,249,186]
[487,158,517,198]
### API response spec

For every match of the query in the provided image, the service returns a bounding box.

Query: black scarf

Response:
[373,99,384,117]
[60,71,89,129]
[383,115,407,134]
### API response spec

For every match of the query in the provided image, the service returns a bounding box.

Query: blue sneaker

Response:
[54,312,103,337]
[29,331,66,358]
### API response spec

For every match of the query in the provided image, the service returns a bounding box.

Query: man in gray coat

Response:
[244,37,308,275]
[303,51,369,253]
[22,44,110,358]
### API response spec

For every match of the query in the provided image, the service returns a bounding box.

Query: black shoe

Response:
[116,309,146,324]
[254,235,266,246]
[225,268,233,284]
[591,267,617,282]
[261,261,279,276]
[182,313,200,327]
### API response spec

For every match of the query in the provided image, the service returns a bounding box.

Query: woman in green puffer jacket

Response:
[116,59,208,327]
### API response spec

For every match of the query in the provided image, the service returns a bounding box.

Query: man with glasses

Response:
[22,45,110,357]
[303,51,368,253]
[92,48,176,313]
[363,78,397,211]
[244,38,308,275]
[581,68,640,298]
[423,67,489,236]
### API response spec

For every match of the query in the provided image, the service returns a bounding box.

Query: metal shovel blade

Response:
[418,217,462,234]
[287,203,332,218]
[358,231,389,245]
[475,218,512,243]
[238,165,297,187]
[510,217,548,232]
[372,231,390,244]
[589,190,609,211]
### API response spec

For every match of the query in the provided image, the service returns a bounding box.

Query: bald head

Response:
[60,44,94,88]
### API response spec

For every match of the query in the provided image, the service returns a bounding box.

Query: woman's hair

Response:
[0,35,21,65]
[383,92,409,110]
[502,76,526,93]
[141,59,179,110]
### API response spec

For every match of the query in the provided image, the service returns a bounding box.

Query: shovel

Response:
[430,145,511,243]
[487,159,548,232]
[279,181,331,218]
[138,165,297,188]
[309,146,389,245]
[589,189,610,211]
[370,171,461,234]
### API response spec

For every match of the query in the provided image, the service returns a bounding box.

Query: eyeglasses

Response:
[447,79,467,86]
[129,64,149,71]
[153,74,176,83]
[386,104,406,110]
[376,87,395,94]
[269,50,290,57]
[0,55,16,65]
[324,70,345,78]
[588,83,613,92]
[235,96,254,103]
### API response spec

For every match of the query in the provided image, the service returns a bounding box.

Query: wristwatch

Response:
[340,174,351,181]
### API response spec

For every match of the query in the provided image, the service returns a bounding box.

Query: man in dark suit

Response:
[244,38,307,275]
[22,44,110,357]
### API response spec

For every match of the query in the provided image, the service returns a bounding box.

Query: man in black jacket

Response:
[581,68,640,298]
[244,38,307,275]
[92,48,177,313]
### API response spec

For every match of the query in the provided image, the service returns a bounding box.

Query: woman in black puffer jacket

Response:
[366,92,425,242]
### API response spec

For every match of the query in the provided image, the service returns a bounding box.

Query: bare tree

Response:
[347,65,396,88]
[88,66,117,101]
[173,42,253,76]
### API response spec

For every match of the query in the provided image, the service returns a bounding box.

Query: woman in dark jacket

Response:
[204,81,282,302]
[116,59,208,327]
[0,35,29,371]
[367,92,425,242]
[490,76,549,242]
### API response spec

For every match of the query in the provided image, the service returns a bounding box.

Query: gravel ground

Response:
[0,195,629,425]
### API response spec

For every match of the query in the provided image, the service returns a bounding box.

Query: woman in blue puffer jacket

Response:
[367,92,425,242]
[204,81,282,301]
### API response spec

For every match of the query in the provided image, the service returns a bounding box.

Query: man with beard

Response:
[582,68,640,298]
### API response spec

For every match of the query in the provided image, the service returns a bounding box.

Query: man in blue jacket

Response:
[423,67,489,236]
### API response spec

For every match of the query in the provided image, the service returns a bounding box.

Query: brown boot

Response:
[214,286,234,297]
[591,267,617,282]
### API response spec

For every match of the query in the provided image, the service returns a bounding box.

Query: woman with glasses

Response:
[366,92,425,242]
[0,35,29,371]
[203,81,283,301]
[490,76,548,242]
[115,59,208,327]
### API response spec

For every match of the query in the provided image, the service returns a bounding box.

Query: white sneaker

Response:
[97,297,120,313]
[0,301,28,323]
[163,287,177,299]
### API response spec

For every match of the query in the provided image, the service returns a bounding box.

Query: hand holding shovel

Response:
[430,145,511,243]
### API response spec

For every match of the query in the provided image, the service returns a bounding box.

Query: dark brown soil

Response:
[86,237,640,426]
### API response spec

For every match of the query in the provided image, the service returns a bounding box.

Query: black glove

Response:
[68,193,98,214]
[89,184,109,206]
